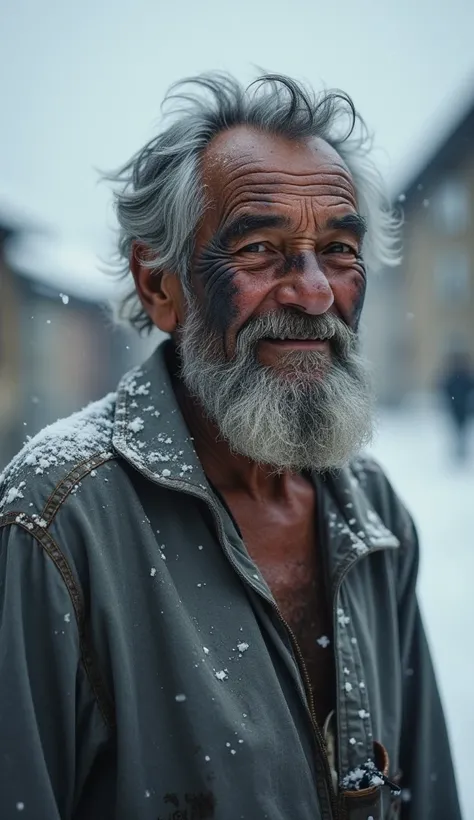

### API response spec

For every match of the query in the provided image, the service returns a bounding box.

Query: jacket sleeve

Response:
[0,523,107,820]
[396,517,463,819]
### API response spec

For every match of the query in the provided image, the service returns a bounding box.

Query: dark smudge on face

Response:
[279,252,306,277]
[193,238,240,341]
[351,258,367,331]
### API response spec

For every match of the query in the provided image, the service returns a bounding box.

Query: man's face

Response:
[177,127,374,470]
[192,127,367,363]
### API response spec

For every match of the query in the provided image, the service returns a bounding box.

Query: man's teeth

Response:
[269,336,326,340]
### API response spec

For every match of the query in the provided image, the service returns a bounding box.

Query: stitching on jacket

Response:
[0,513,115,729]
[42,452,116,524]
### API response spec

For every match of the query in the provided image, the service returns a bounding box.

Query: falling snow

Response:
[175,693,187,702]
[317,635,330,648]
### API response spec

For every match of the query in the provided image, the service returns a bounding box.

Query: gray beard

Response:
[178,299,375,472]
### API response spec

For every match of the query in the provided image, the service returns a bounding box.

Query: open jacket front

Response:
[0,341,461,820]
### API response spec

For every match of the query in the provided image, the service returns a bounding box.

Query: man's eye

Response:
[325,242,357,255]
[240,242,267,254]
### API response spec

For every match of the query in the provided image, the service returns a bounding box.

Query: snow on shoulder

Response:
[0,393,116,513]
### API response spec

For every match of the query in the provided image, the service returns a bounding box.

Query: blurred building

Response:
[0,218,154,469]
[365,95,474,405]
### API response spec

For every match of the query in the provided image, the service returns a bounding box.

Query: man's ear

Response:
[130,241,185,333]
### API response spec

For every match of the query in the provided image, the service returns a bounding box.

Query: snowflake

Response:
[127,418,144,434]
[317,635,330,648]
[237,642,249,653]
[215,670,228,681]
[64,613,71,623]
[175,693,186,702]
[150,567,157,577]
[3,483,26,505]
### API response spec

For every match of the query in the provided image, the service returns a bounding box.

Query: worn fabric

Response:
[0,341,461,820]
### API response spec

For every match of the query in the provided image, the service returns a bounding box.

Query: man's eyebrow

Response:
[325,213,367,242]
[217,213,291,247]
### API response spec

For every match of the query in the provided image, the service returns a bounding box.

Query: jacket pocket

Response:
[338,742,401,820]
[339,782,383,820]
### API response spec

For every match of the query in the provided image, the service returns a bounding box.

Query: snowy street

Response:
[371,405,474,819]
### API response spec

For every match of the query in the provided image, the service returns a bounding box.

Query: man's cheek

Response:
[339,272,366,331]
[194,251,240,337]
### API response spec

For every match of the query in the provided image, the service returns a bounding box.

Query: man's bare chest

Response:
[256,553,335,726]
[232,516,335,725]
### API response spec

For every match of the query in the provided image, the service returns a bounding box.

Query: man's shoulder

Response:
[0,392,117,519]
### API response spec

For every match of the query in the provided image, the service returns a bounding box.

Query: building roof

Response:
[395,89,474,206]
[4,232,116,303]
[0,206,116,303]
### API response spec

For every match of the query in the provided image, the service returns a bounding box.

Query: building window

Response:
[434,248,470,303]
[431,178,470,235]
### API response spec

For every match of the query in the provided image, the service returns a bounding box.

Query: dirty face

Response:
[191,126,367,367]
[178,127,374,470]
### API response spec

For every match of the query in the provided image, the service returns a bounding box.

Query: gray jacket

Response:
[0,341,461,820]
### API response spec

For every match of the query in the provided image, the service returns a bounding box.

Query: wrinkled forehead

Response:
[199,126,356,226]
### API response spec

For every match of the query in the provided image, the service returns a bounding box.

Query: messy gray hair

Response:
[106,72,400,333]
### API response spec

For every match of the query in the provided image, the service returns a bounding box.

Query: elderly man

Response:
[0,74,461,820]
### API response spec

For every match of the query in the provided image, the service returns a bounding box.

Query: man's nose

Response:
[274,252,334,315]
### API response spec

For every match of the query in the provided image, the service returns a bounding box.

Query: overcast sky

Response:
[2,0,474,265]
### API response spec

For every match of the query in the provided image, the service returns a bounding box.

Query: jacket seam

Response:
[0,514,115,730]
[42,451,116,524]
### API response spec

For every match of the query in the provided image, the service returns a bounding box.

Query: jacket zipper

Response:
[273,607,341,820]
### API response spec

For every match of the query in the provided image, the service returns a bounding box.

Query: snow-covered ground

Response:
[370,405,474,819]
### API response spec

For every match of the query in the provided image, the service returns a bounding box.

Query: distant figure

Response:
[439,350,474,461]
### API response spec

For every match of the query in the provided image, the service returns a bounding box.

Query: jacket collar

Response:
[113,339,399,568]
[113,339,208,490]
